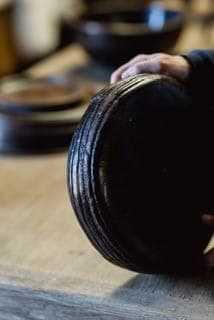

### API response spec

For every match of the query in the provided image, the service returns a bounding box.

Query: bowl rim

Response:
[0,74,90,113]
[71,6,184,36]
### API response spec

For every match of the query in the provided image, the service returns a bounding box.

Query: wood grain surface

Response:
[0,152,213,318]
[0,15,213,319]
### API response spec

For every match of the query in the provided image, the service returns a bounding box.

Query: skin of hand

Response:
[110,53,190,84]
[202,214,214,270]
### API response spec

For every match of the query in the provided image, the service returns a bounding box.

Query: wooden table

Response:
[0,18,213,319]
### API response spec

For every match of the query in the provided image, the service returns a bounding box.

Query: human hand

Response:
[110,53,190,84]
[202,214,214,271]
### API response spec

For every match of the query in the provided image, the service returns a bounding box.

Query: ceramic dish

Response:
[0,75,90,154]
[71,4,184,65]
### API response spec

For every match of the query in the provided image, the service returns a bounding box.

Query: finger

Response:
[110,54,149,84]
[204,248,214,270]
[111,63,131,84]
[121,59,161,79]
[202,214,214,226]
[128,53,149,64]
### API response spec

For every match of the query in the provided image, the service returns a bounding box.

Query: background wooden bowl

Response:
[70,4,184,66]
[0,75,89,154]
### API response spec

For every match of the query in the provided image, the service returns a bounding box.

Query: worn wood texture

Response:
[0,16,213,319]
[0,265,213,319]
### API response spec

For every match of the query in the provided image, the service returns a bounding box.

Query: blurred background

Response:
[0,0,213,77]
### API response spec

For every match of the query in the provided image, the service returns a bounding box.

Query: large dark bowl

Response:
[67,74,214,274]
[71,4,184,66]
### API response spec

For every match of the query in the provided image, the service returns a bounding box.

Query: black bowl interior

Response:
[68,75,214,274]
[98,81,213,273]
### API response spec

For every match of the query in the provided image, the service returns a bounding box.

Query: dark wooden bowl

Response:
[67,74,214,274]
[0,75,87,113]
[71,4,184,66]
[0,75,89,154]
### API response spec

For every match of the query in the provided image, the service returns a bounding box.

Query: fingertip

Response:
[110,63,131,84]
[110,76,115,84]
[110,73,118,84]
[110,69,125,83]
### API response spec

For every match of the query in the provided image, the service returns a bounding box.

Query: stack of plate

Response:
[0,75,91,154]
